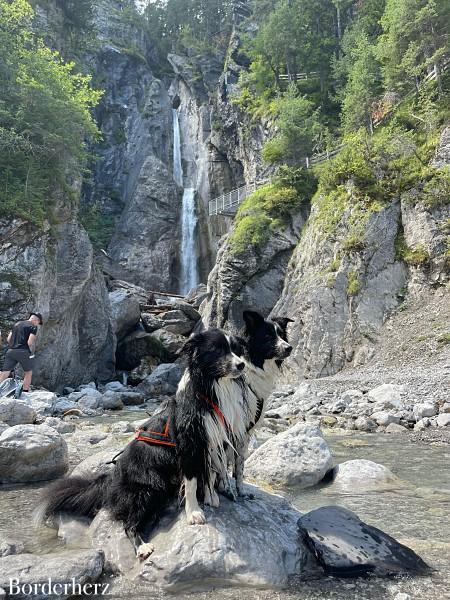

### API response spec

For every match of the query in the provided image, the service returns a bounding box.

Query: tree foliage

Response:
[0,0,102,225]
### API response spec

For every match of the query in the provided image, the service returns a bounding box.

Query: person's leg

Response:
[23,370,32,392]
[0,370,11,383]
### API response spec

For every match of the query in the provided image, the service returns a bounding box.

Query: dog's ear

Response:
[179,335,199,359]
[230,335,244,357]
[243,310,265,332]
[272,316,294,332]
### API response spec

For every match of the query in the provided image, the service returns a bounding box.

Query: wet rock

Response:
[436,413,450,427]
[104,381,127,392]
[385,423,409,434]
[320,415,338,428]
[170,300,201,322]
[0,536,24,557]
[354,416,377,432]
[19,390,56,418]
[414,417,431,431]
[245,423,333,489]
[78,395,101,411]
[109,421,134,434]
[100,392,124,411]
[88,510,136,574]
[137,363,183,397]
[44,417,76,434]
[0,422,9,435]
[109,288,141,340]
[298,506,431,576]
[0,424,68,483]
[0,550,104,598]
[0,398,36,426]
[71,448,123,478]
[330,459,400,491]
[52,399,78,416]
[413,402,438,420]
[119,391,145,406]
[137,484,314,589]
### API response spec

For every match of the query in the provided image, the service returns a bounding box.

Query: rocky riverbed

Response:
[0,369,449,599]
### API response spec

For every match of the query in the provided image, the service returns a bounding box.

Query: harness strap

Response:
[199,393,227,428]
[135,420,177,447]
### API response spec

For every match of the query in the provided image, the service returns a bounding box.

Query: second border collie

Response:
[35,329,246,559]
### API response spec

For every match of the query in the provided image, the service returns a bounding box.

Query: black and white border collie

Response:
[224,310,294,498]
[36,329,246,560]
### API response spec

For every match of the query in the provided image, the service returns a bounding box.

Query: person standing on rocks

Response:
[0,312,43,393]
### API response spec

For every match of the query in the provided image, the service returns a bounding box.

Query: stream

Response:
[0,422,449,599]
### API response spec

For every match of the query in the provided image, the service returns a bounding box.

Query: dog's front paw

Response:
[137,542,154,561]
[187,509,206,525]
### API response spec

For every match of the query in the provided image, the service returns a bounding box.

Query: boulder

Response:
[119,391,145,406]
[0,424,68,483]
[0,537,24,557]
[436,413,450,427]
[104,381,127,392]
[341,389,364,403]
[137,363,183,397]
[169,300,201,322]
[19,390,56,418]
[184,283,208,309]
[150,329,185,357]
[44,417,76,434]
[354,416,377,432]
[370,411,401,427]
[160,310,195,335]
[0,422,9,435]
[71,448,123,478]
[109,288,141,340]
[116,330,169,371]
[245,423,333,489]
[385,423,409,434]
[141,312,165,333]
[89,484,315,588]
[368,384,404,409]
[88,510,136,574]
[0,550,104,599]
[52,399,79,416]
[298,506,431,577]
[414,417,431,431]
[330,459,401,491]
[77,395,100,411]
[99,392,124,411]
[0,399,35,426]
[413,402,438,420]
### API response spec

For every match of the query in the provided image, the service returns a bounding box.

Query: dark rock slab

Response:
[298,505,432,577]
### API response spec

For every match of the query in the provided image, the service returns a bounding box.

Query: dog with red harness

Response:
[36,328,246,560]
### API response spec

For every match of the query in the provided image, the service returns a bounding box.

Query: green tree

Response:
[377,0,449,93]
[0,0,102,224]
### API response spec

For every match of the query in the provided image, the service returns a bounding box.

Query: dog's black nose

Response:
[237,361,245,371]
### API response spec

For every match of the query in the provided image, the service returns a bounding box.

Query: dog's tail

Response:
[34,474,109,526]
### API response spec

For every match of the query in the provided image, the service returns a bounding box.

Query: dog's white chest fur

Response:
[243,358,280,431]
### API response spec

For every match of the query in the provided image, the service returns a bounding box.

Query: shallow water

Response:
[1,429,449,599]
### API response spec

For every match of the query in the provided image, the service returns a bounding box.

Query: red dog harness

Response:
[135,395,229,448]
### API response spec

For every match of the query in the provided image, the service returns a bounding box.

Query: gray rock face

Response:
[0,217,115,392]
[245,423,333,489]
[107,156,181,291]
[160,310,195,335]
[108,288,141,340]
[44,416,76,434]
[272,201,407,380]
[202,208,308,330]
[330,459,401,491]
[149,328,185,357]
[0,424,68,483]
[0,550,105,599]
[0,398,36,426]
[137,485,314,589]
[298,506,431,576]
[116,330,168,371]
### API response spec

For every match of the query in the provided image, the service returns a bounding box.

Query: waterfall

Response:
[172,108,198,295]
[172,109,183,187]
[180,188,198,295]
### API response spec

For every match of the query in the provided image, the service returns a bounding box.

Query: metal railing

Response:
[279,72,319,82]
[209,180,269,216]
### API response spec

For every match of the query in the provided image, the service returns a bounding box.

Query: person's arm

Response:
[28,332,36,354]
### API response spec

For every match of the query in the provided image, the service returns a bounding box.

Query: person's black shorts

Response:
[3,349,34,372]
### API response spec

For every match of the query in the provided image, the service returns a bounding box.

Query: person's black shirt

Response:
[9,321,37,351]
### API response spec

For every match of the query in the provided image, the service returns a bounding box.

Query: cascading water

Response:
[172,108,198,295]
